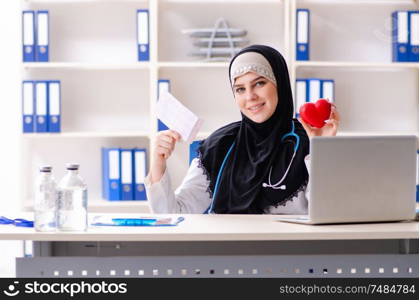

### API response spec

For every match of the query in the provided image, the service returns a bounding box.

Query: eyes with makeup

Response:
[234,80,267,95]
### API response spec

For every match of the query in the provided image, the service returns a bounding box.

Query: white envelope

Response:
[156,91,204,143]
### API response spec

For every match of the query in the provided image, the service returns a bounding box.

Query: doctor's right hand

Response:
[154,130,181,161]
[149,130,181,184]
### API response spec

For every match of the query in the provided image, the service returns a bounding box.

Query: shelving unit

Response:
[20,0,418,213]
[22,131,150,138]
[23,62,150,70]
[295,61,419,69]
[157,62,229,68]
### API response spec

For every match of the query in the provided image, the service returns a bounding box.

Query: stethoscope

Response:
[205,121,300,214]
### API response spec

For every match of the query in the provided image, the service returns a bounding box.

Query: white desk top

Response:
[0,213,418,242]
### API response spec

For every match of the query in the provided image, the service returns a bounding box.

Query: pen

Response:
[111,218,157,226]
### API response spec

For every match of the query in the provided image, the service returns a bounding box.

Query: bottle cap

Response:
[39,166,52,172]
[66,163,80,170]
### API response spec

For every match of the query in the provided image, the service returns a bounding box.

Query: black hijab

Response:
[197,45,310,214]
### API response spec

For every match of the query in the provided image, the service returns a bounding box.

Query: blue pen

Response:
[91,216,185,226]
[0,216,34,227]
[111,218,157,226]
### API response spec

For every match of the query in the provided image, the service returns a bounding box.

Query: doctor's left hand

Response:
[299,104,340,138]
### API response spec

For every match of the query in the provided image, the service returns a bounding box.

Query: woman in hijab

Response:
[145,45,340,214]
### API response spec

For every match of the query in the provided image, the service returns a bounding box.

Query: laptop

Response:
[277,135,417,225]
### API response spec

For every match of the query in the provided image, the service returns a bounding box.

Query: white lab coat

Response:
[145,156,311,214]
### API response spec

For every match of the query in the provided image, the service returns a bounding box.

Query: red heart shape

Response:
[299,99,331,128]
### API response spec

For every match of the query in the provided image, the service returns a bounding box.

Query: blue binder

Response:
[321,79,335,103]
[22,81,35,133]
[35,81,48,133]
[102,148,121,201]
[392,11,409,62]
[295,79,307,117]
[189,141,202,165]
[307,78,321,103]
[120,148,135,201]
[136,9,150,61]
[22,11,36,62]
[47,80,61,132]
[133,148,147,201]
[36,11,49,62]
[296,9,310,61]
[409,11,419,62]
[157,79,170,131]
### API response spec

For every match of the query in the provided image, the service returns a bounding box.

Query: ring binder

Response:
[36,11,49,62]
[296,9,310,61]
[22,11,36,62]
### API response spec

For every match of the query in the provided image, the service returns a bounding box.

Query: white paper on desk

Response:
[156,91,204,143]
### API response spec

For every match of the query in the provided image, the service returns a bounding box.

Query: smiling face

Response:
[233,72,278,123]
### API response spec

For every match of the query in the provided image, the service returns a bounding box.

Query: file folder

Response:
[295,79,307,117]
[157,79,170,131]
[137,9,150,61]
[121,148,134,201]
[35,81,48,133]
[321,79,335,103]
[296,9,310,61]
[392,11,409,62]
[189,141,202,165]
[307,78,321,103]
[133,148,147,201]
[22,81,35,133]
[22,11,36,62]
[102,148,121,201]
[36,11,49,62]
[47,81,61,132]
[409,11,419,62]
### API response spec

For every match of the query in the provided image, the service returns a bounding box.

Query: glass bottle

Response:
[57,163,88,231]
[34,166,57,232]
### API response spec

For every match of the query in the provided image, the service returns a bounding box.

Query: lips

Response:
[248,103,265,112]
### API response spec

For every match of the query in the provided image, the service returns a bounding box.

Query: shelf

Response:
[297,0,417,4]
[196,131,212,140]
[22,131,151,139]
[161,0,282,3]
[338,131,419,137]
[29,0,280,3]
[295,61,419,70]
[23,199,151,214]
[23,0,147,3]
[24,0,417,5]
[23,62,150,70]
[338,131,419,148]
[158,62,229,69]
[23,61,419,71]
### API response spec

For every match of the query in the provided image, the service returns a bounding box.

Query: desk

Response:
[1,213,418,278]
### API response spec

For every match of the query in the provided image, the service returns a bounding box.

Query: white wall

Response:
[0,0,24,277]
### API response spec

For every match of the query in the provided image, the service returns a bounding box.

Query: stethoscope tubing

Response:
[206,121,299,214]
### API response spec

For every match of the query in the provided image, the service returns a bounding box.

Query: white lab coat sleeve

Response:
[144,158,212,214]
